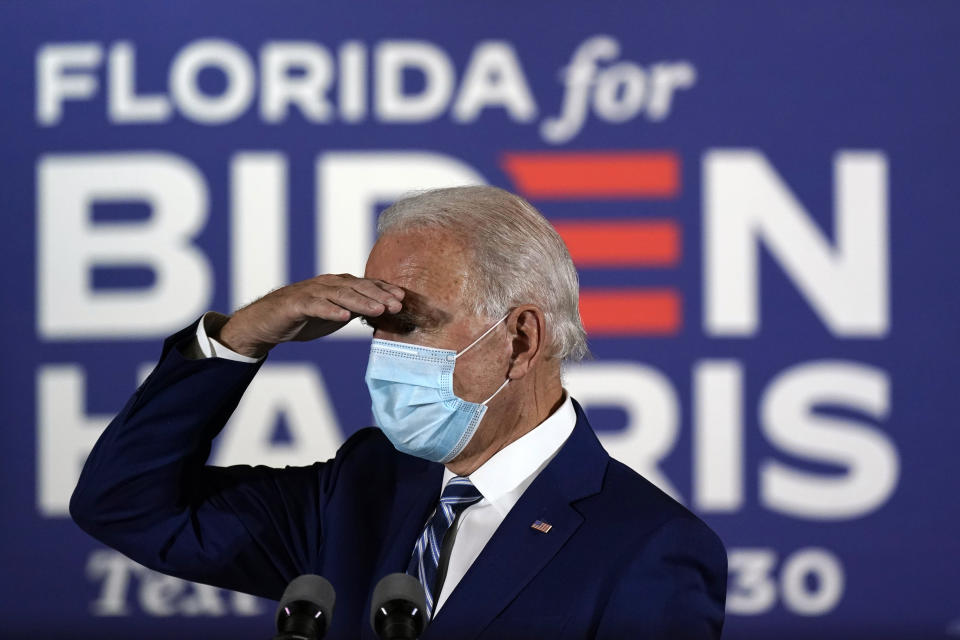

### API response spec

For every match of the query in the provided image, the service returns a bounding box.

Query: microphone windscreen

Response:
[370,573,428,631]
[276,574,336,634]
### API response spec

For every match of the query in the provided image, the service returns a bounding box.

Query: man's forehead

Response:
[364,229,471,307]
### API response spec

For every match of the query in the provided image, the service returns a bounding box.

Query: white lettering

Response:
[704,150,889,336]
[727,547,844,616]
[727,548,778,615]
[338,41,367,123]
[542,36,695,144]
[86,549,264,617]
[646,62,697,121]
[230,153,289,309]
[213,364,343,467]
[693,360,744,512]
[36,42,102,126]
[375,41,454,122]
[452,42,536,123]
[260,42,334,123]
[760,361,898,519]
[108,42,172,123]
[780,548,844,615]
[87,549,142,615]
[170,39,255,124]
[38,153,211,338]
[541,35,617,144]
[593,61,646,123]
[37,365,110,517]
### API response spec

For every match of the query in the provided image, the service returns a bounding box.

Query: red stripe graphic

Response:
[502,151,680,199]
[554,220,681,267]
[579,289,681,335]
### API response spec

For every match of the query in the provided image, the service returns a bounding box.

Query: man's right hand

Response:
[216,274,405,358]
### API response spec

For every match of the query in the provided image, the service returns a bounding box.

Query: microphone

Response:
[370,573,429,640]
[274,574,336,640]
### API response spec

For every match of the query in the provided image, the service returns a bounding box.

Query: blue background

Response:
[1,2,958,638]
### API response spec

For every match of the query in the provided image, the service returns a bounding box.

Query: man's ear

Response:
[506,305,546,380]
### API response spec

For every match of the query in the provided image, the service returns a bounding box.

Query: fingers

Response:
[352,278,404,313]
[301,298,352,323]
[328,285,387,317]
[371,279,405,301]
[300,275,405,321]
[330,273,404,302]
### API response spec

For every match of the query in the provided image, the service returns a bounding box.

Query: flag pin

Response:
[531,519,552,534]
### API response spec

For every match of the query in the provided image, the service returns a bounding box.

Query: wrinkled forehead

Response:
[364,228,476,321]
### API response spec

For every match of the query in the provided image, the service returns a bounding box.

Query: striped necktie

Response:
[406,476,483,618]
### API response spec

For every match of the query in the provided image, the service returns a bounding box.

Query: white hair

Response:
[377,185,589,362]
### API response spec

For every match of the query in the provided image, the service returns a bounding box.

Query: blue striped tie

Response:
[406,476,483,618]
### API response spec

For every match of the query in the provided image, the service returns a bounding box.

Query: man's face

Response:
[363,228,511,404]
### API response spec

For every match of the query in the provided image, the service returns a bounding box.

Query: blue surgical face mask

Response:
[364,315,510,463]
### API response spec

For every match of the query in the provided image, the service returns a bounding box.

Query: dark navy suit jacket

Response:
[71,319,727,639]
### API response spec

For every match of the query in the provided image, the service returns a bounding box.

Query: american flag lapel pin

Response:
[531,519,553,534]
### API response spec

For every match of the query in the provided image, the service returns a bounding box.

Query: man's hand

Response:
[217,274,404,358]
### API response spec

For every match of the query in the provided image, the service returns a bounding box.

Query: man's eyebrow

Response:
[391,308,428,325]
[361,288,452,331]
[363,306,438,329]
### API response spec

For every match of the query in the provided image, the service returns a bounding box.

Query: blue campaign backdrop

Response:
[1,2,958,638]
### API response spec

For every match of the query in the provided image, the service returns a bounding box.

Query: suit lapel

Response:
[423,471,582,640]
[423,400,608,640]
[360,454,443,640]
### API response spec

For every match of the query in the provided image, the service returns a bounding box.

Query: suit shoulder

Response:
[340,425,388,449]
[328,426,399,466]
[592,464,728,638]
[599,458,725,557]
[601,457,688,518]
[322,426,434,485]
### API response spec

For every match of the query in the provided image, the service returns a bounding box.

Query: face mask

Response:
[364,315,510,463]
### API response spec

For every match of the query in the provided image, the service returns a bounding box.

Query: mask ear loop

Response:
[453,313,510,359]
[481,378,510,406]
[454,313,512,404]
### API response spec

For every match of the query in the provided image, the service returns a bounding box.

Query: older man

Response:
[71,186,727,639]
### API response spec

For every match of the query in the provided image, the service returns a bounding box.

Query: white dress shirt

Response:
[432,395,575,612]
[193,312,577,613]
[196,311,262,363]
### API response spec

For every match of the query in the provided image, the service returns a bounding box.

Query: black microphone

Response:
[274,574,336,640]
[370,573,429,640]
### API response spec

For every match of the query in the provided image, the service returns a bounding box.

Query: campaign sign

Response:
[0,2,958,638]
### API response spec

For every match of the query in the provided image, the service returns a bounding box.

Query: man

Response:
[71,185,727,639]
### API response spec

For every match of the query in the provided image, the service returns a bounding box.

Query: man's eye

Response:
[360,316,417,334]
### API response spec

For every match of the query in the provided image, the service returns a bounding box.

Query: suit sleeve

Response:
[69,318,355,600]
[595,516,728,639]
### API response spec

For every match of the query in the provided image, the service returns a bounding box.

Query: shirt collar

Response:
[442,392,577,517]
